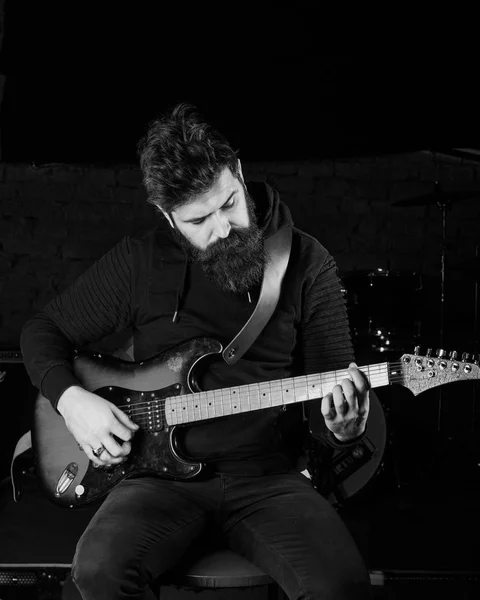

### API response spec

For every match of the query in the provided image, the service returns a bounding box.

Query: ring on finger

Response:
[92,445,106,458]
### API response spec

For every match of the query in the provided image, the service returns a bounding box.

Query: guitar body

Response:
[306,390,388,506]
[33,337,222,508]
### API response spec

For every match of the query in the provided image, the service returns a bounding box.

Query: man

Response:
[20,103,372,599]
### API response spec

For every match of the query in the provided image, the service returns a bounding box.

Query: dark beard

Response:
[172,193,266,294]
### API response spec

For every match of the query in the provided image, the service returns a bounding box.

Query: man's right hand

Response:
[57,386,140,467]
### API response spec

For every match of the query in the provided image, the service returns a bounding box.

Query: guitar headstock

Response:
[392,347,480,396]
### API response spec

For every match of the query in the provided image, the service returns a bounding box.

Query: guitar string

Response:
[118,364,397,417]
[109,363,405,424]
[119,354,474,419]
[116,363,394,414]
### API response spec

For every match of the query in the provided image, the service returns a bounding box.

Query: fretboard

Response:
[164,363,390,426]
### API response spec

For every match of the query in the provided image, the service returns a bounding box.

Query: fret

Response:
[366,363,389,387]
[280,377,295,405]
[203,391,215,419]
[270,381,282,407]
[292,376,309,403]
[164,362,392,427]
[248,383,261,410]
[306,374,322,400]
[258,380,272,409]
[193,391,203,421]
[214,389,224,417]
[230,386,241,413]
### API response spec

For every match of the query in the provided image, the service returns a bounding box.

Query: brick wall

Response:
[1,151,480,350]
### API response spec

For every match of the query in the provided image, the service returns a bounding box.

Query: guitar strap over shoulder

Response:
[222,226,293,365]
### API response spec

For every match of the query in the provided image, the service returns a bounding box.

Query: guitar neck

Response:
[164,363,391,426]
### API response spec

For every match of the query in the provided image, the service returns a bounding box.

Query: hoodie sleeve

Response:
[20,236,133,410]
[299,253,365,448]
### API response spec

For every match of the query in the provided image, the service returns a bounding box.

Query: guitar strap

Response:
[222,226,292,365]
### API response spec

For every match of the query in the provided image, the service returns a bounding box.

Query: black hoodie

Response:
[20,181,356,475]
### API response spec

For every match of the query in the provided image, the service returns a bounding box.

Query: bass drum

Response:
[305,389,388,507]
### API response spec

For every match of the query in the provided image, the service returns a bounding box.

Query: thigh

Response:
[222,472,371,600]
[73,477,209,589]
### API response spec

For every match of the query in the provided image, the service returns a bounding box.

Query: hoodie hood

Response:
[249,180,294,239]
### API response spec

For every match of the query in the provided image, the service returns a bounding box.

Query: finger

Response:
[332,384,348,415]
[102,436,132,459]
[347,363,371,418]
[340,378,359,413]
[110,404,140,432]
[94,449,124,467]
[321,393,336,420]
[358,389,370,419]
[81,444,107,468]
[110,418,135,443]
[348,363,370,393]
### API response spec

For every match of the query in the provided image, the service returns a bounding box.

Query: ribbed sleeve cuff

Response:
[322,425,368,449]
[41,365,83,411]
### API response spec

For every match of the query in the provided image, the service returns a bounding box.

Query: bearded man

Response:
[20,103,372,599]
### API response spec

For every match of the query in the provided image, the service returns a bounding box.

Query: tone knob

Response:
[75,484,85,497]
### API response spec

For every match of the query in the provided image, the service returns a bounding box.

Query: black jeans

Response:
[72,471,371,600]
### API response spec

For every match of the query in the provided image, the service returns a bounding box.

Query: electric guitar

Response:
[31,338,480,507]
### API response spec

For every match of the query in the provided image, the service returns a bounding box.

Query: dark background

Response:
[1,3,479,163]
[2,5,480,597]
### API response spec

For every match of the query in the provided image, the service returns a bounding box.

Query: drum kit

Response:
[342,180,480,363]
[331,181,480,504]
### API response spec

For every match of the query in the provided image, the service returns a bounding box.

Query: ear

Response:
[237,159,244,183]
[160,208,175,229]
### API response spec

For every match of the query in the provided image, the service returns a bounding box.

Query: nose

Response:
[212,213,231,239]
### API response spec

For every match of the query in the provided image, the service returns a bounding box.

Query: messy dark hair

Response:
[137,102,240,214]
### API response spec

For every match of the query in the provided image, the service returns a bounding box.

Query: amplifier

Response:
[0,564,70,599]
[0,350,23,363]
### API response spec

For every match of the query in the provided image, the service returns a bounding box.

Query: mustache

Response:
[195,228,260,263]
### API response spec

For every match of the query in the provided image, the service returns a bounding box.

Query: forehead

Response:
[175,168,239,218]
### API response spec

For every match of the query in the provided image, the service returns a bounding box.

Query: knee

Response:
[72,535,129,597]
[72,550,111,595]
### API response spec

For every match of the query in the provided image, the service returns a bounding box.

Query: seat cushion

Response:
[167,549,273,588]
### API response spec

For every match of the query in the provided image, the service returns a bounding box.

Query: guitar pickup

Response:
[55,462,78,497]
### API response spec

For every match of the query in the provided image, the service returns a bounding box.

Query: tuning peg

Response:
[426,348,432,358]
[474,354,480,365]
[449,350,458,360]
[436,349,447,358]
[414,346,420,355]
[462,352,470,362]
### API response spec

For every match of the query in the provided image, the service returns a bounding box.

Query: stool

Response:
[62,549,284,599]
[161,548,283,598]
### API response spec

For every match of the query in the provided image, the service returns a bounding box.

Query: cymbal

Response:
[392,189,480,207]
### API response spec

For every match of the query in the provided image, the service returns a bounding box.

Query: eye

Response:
[191,218,206,226]
[222,197,236,210]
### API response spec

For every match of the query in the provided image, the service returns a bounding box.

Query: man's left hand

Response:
[321,362,370,442]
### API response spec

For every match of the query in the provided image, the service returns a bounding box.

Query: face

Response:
[170,166,250,250]
[163,165,266,294]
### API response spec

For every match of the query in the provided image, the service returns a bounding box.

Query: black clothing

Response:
[20,182,356,475]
